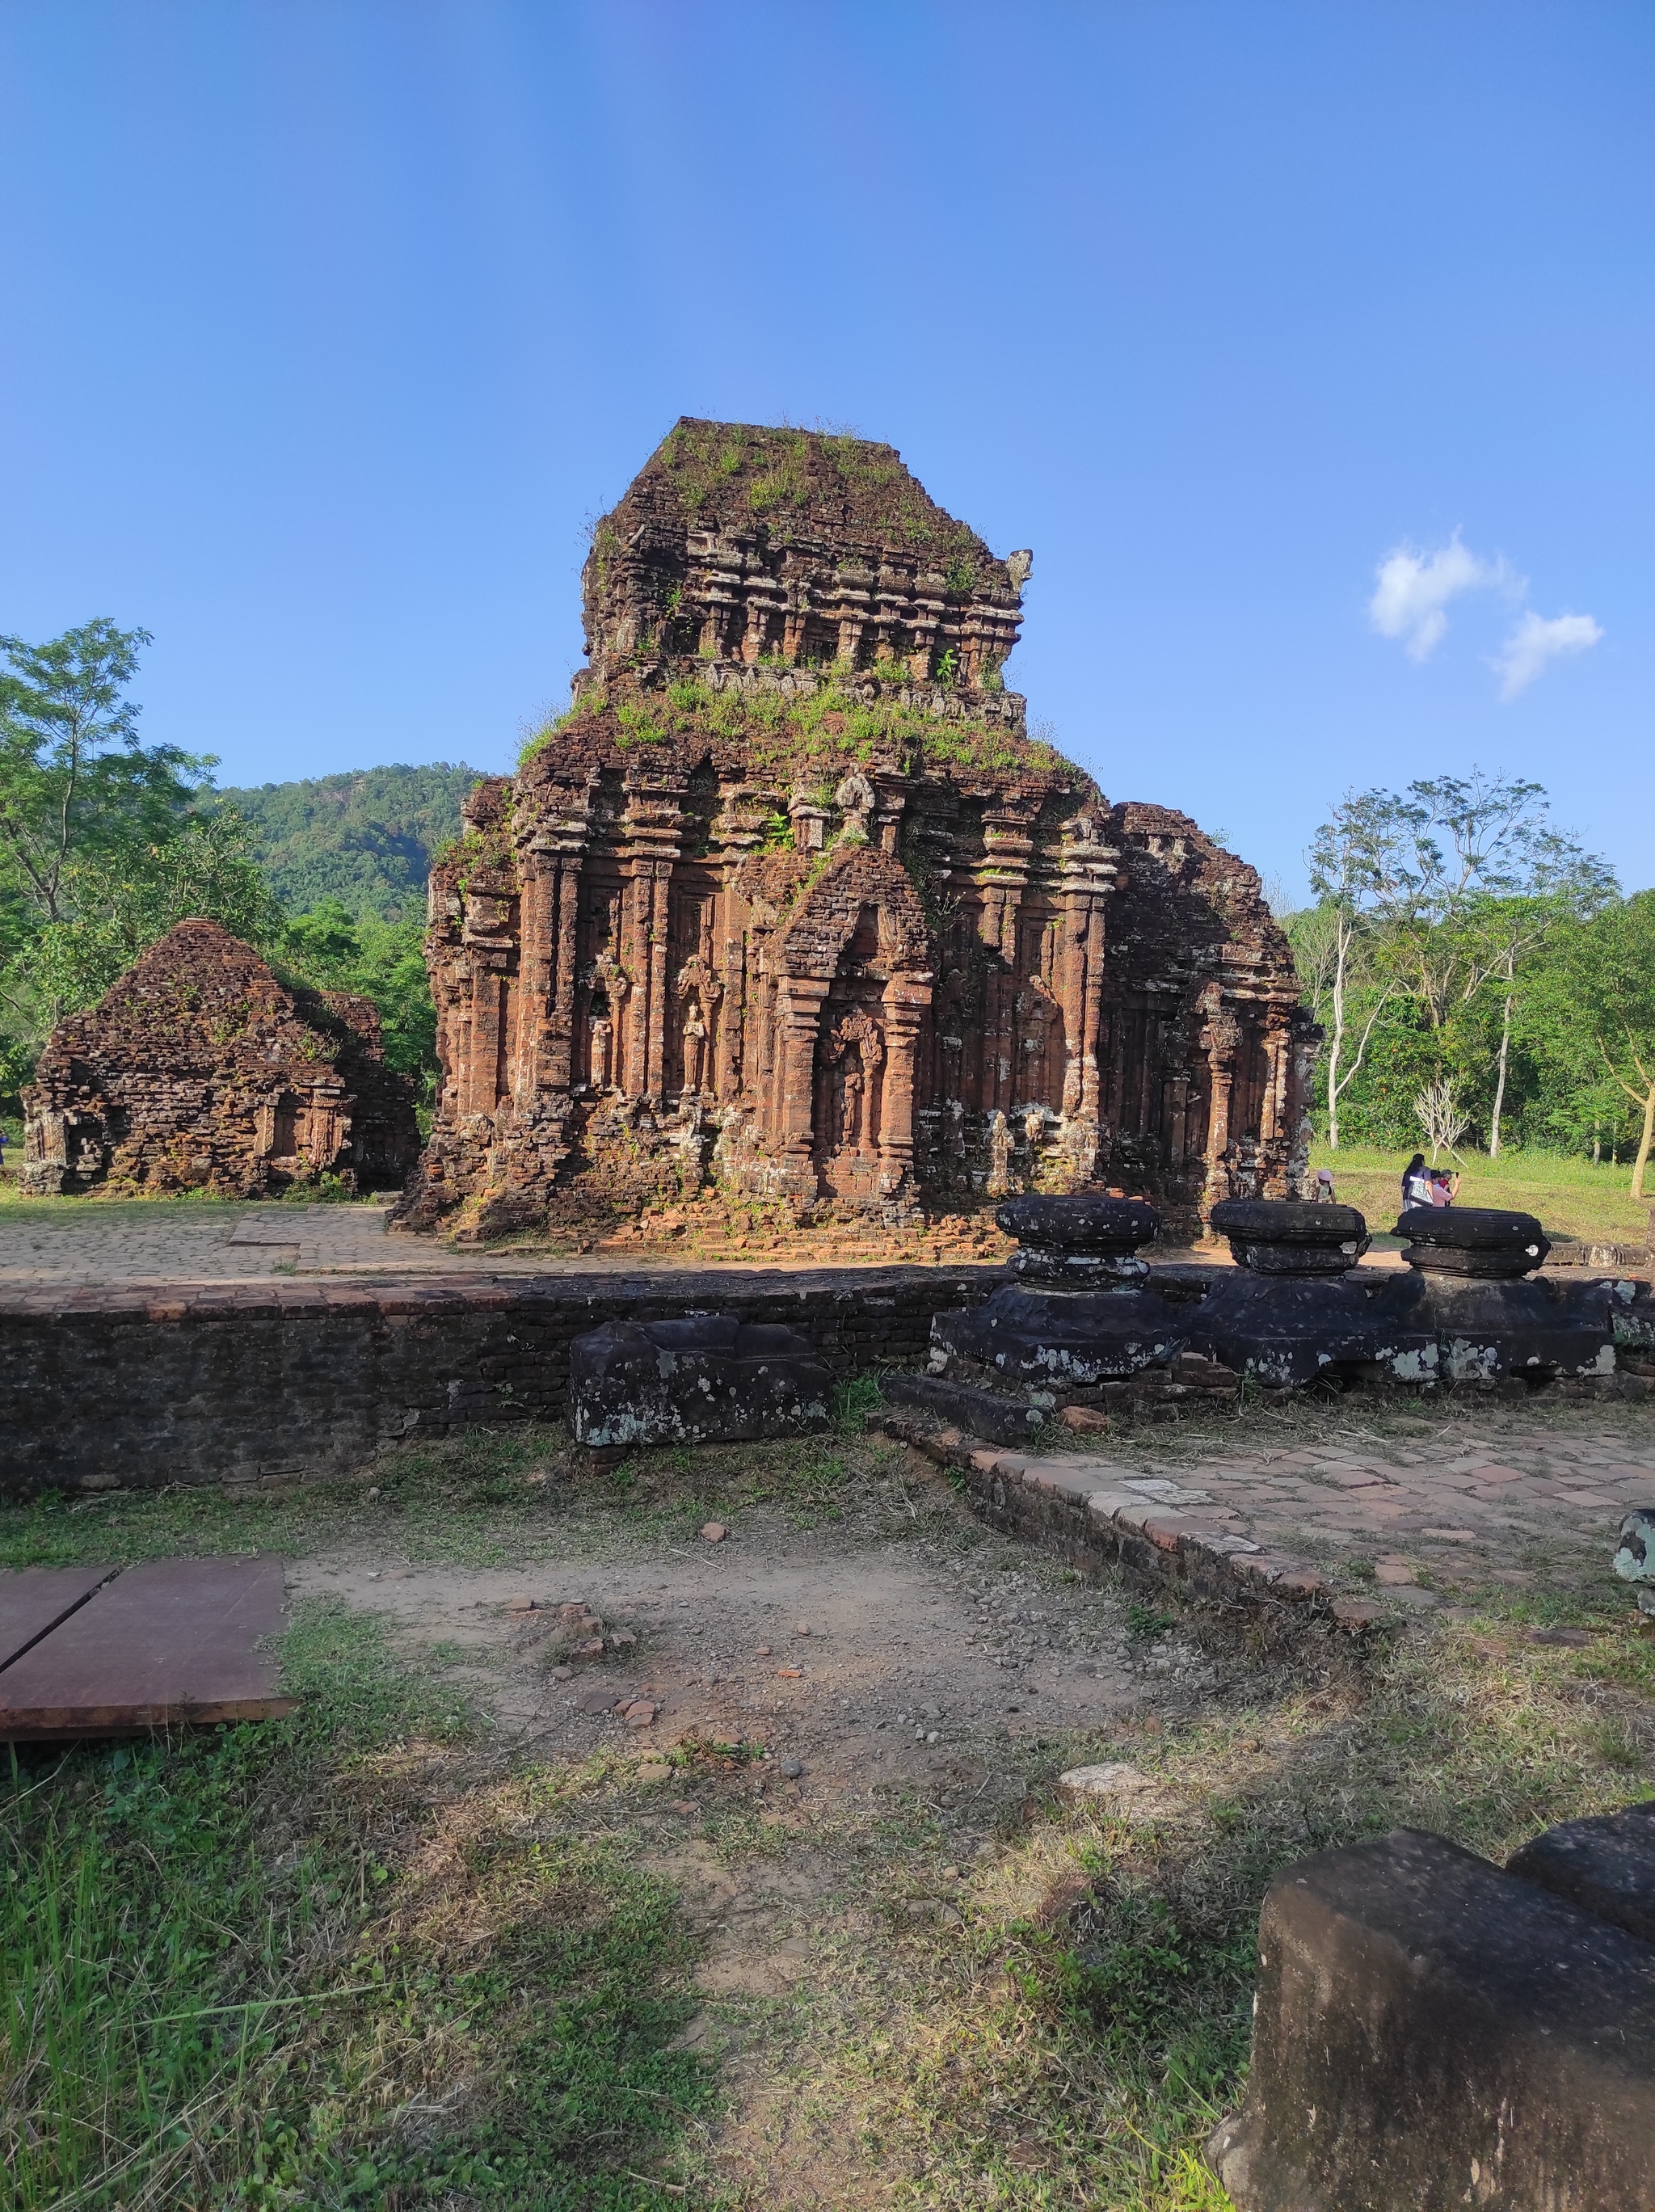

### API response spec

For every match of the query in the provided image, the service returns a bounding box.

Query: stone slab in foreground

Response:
[1211,1826,1655,2212]
[0,1557,295,1739]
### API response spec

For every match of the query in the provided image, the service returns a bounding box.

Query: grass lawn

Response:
[1310,1140,1651,1247]
[4,1395,1653,2208]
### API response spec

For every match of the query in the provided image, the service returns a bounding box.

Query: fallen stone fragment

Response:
[777,1667,802,1679]
[780,1757,804,1779]
[1525,1626,1594,1647]
[1210,1826,1655,2212]
[637,1762,672,1784]
[1506,1801,1655,1942]
[701,1523,727,1544]
[621,1701,658,1729]
[1056,1762,1156,1805]
[570,1316,832,1447]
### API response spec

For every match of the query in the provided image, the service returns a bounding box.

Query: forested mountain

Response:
[211,764,484,920]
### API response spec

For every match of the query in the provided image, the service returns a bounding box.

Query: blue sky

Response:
[2,2,1649,902]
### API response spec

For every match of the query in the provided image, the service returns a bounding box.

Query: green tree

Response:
[1299,771,1614,1154]
[280,898,437,1089]
[1302,789,1413,1148]
[23,811,282,1015]
[0,621,209,927]
[0,623,309,1105]
[1527,895,1655,1197]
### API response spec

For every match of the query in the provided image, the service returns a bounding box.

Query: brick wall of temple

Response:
[0,1267,1003,1495]
[394,421,1314,1243]
[22,919,420,1198]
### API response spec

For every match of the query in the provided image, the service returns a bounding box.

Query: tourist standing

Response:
[1401,1152,1431,1209]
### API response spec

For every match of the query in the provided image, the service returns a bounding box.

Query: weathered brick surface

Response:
[22,919,418,1198]
[0,1264,1002,1494]
[398,420,1313,1245]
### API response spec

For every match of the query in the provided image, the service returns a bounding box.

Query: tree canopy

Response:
[0,626,457,1104]
[1289,772,1651,1192]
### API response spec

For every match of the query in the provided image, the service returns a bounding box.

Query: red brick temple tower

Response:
[398,420,1314,1240]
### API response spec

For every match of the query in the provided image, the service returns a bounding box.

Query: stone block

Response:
[567,1314,832,1448]
[1211,1827,1655,2212]
[878,1369,1047,1445]
[1507,1801,1655,1943]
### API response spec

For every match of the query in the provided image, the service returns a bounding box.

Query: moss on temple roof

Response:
[621,419,1004,582]
[517,678,1088,792]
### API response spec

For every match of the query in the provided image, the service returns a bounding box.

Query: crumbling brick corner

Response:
[22,917,420,1198]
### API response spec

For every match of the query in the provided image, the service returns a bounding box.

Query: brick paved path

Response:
[0,1203,986,1286]
[1181,1431,1655,1603]
[934,1426,1655,1616]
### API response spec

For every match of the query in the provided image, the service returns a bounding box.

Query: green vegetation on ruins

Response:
[518,676,1077,789]
[642,418,996,573]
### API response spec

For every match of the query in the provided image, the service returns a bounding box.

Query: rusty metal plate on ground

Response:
[0,1564,119,1672]
[0,1556,295,1739]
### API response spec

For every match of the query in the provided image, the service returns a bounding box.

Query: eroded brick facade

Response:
[23,918,419,1197]
[398,420,1312,1239]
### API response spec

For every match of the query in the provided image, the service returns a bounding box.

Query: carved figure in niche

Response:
[985,1108,1016,1199]
[674,954,722,1099]
[835,770,876,846]
[1023,1108,1045,1147]
[680,999,709,1098]
[827,1009,883,1155]
[840,1063,865,1147]
[588,1000,616,1093]
[1014,978,1060,1105]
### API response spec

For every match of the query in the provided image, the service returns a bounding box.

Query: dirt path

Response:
[290,1519,1176,1796]
[287,1481,1227,2085]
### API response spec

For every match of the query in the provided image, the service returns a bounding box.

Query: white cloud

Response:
[1369,533,1511,660]
[1493,609,1604,700]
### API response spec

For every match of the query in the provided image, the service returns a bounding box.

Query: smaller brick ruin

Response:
[22,917,419,1198]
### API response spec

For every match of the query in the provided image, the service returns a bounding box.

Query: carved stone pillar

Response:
[464,968,503,1118]
[1201,993,1242,1210]
[878,975,933,1186]
[777,978,832,1156]
[617,784,685,1108]
[1260,1010,1292,1143]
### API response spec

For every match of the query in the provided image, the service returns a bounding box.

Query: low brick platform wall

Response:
[880,1407,1385,1648]
[0,1266,1004,1494]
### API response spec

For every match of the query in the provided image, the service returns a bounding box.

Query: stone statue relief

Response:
[675,955,722,1100]
[827,1009,884,1153]
[581,950,631,1094]
[588,1005,616,1092]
